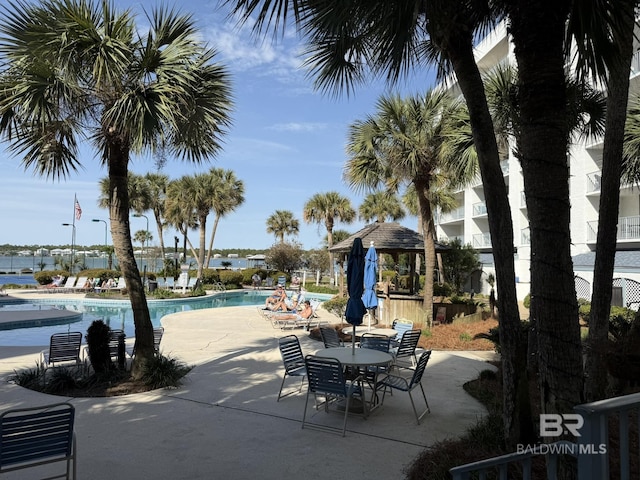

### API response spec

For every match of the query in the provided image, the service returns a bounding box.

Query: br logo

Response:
[540,414,584,437]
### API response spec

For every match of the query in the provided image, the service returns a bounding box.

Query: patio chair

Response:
[70,276,88,292]
[126,327,164,359]
[375,350,432,424]
[390,318,414,348]
[302,354,367,436]
[277,335,307,401]
[41,332,83,368]
[0,402,76,479]
[390,329,422,367]
[319,326,342,348]
[359,333,391,399]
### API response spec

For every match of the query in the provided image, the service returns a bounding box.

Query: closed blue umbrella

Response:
[345,237,365,352]
[362,242,378,329]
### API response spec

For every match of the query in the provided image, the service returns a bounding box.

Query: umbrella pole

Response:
[352,325,356,353]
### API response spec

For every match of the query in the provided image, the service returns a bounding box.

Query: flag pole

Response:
[71,194,77,274]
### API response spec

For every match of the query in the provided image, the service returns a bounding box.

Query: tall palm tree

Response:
[143,173,170,261]
[359,191,405,223]
[266,210,299,243]
[165,177,199,264]
[0,0,232,376]
[204,168,245,267]
[345,91,476,324]
[303,192,355,274]
[224,0,526,447]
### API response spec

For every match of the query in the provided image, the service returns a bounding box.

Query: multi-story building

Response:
[435,22,640,307]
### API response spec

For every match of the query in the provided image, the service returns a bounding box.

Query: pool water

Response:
[0,291,327,347]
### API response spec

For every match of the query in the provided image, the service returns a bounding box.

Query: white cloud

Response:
[267,122,328,133]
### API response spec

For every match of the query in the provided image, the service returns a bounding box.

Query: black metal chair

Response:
[302,355,367,436]
[391,329,422,367]
[277,335,307,401]
[319,326,342,348]
[0,402,76,478]
[376,351,432,424]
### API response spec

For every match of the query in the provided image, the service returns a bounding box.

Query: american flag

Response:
[75,198,82,220]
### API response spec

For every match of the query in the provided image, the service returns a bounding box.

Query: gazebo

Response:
[329,222,447,325]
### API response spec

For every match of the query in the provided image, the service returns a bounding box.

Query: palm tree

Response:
[225,0,525,447]
[165,177,199,262]
[345,91,476,324]
[143,173,170,261]
[302,192,355,275]
[266,210,300,243]
[358,191,405,223]
[0,0,232,377]
[204,168,245,268]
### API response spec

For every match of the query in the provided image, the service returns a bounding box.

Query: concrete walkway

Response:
[0,298,498,479]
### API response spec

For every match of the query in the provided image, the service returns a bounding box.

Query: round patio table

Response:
[341,327,397,338]
[315,347,392,368]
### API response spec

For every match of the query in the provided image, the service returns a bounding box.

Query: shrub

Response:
[523,293,531,309]
[141,355,192,389]
[218,270,243,288]
[11,362,46,391]
[304,284,339,295]
[433,282,453,297]
[322,295,348,319]
[44,366,82,394]
[86,320,113,375]
[200,268,220,284]
[241,268,269,285]
[34,270,67,285]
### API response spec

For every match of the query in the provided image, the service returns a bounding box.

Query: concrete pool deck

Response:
[0,290,498,479]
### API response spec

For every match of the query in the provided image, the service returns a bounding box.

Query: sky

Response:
[0,0,437,251]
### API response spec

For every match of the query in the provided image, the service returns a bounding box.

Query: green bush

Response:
[200,269,220,284]
[304,284,339,295]
[241,268,269,285]
[523,293,531,309]
[433,282,453,297]
[322,295,348,319]
[34,270,67,285]
[141,354,192,389]
[218,270,243,287]
[86,320,113,375]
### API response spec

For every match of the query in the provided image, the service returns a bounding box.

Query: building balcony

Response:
[472,202,487,217]
[521,228,530,246]
[587,216,640,242]
[586,171,602,194]
[472,232,492,249]
[437,207,465,224]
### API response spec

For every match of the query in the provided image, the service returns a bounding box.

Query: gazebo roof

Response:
[329,222,447,255]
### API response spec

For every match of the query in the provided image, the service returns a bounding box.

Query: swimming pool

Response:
[0,291,330,346]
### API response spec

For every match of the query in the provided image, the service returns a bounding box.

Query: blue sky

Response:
[0,0,437,251]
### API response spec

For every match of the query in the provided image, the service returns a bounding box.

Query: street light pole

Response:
[92,219,108,269]
[61,223,76,274]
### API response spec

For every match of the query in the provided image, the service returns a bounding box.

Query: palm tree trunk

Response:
[510,0,584,436]
[153,208,165,261]
[108,143,154,379]
[415,180,435,326]
[430,12,532,446]
[205,215,221,269]
[584,0,635,402]
[197,216,207,280]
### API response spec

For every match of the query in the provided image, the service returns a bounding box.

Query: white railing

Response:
[473,202,487,217]
[631,50,640,76]
[438,207,465,224]
[521,228,530,245]
[472,232,492,248]
[586,172,602,194]
[451,391,640,480]
[587,216,640,242]
[450,441,576,480]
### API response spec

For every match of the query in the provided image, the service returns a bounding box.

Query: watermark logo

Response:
[540,413,584,437]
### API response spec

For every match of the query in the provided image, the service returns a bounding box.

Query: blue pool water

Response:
[0,291,328,347]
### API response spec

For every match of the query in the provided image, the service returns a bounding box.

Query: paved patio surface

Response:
[0,293,498,479]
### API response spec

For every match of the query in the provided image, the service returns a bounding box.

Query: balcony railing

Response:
[472,232,492,248]
[521,228,530,245]
[451,391,640,480]
[473,202,487,217]
[587,216,640,242]
[586,172,602,194]
[437,207,465,224]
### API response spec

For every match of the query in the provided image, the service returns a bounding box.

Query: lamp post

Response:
[92,219,108,268]
[61,223,76,274]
